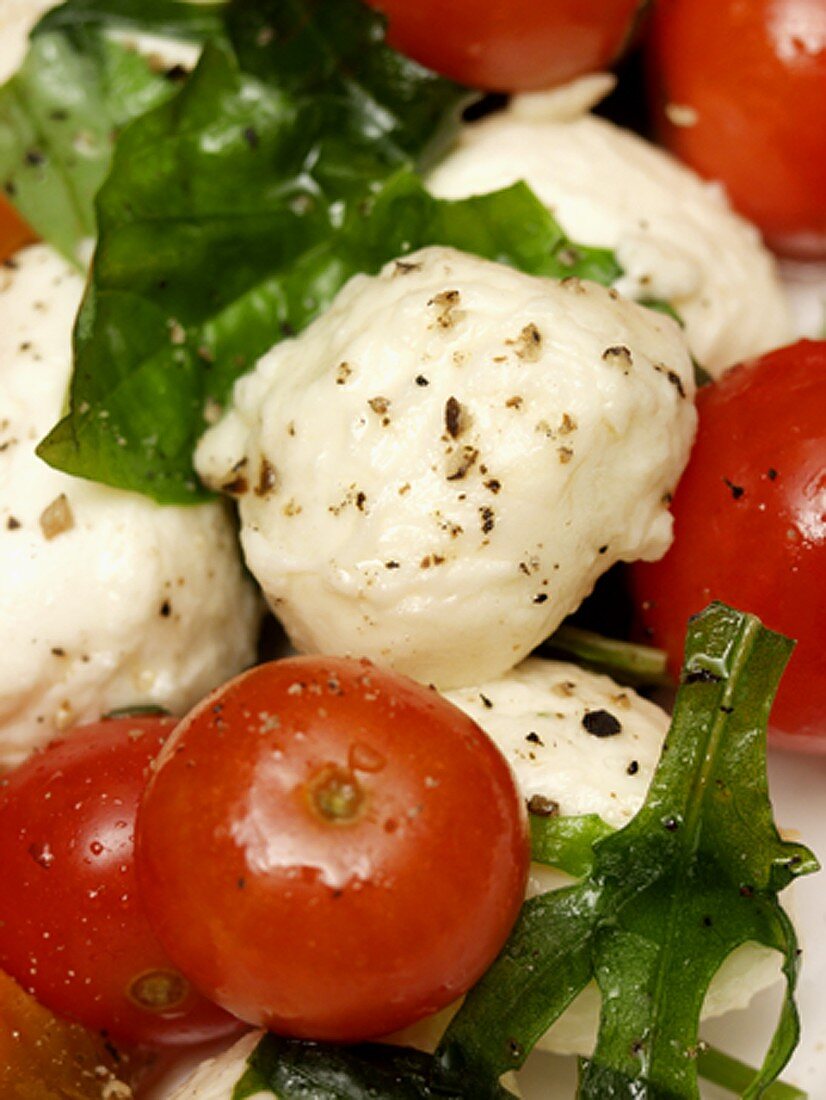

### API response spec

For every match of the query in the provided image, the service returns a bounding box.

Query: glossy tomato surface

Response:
[646,0,826,257]
[631,340,826,749]
[0,718,240,1046]
[137,656,529,1041]
[368,0,645,92]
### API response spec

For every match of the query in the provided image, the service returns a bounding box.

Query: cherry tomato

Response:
[0,968,141,1100]
[0,195,35,262]
[0,717,240,1046]
[630,340,826,749]
[368,0,646,92]
[137,656,529,1041]
[646,0,826,258]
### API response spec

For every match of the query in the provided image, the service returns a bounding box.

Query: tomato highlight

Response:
[646,0,826,257]
[137,656,530,1042]
[368,0,646,92]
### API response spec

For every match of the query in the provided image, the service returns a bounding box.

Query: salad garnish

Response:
[438,602,817,1097]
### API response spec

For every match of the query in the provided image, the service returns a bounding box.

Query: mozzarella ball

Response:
[427,78,793,375]
[0,245,260,768]
[196,246,696,689]
[446,657,667,829]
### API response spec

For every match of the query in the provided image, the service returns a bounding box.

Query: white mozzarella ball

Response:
[0,245,260,768]
[446,657,667,828]
[427,79,793,375]
[196,246,696,690]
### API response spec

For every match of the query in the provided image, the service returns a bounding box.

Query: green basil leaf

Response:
[231,1033,515,1100]
[36,6,625,503]
[0,28,177,264]
[438,602,818,1099]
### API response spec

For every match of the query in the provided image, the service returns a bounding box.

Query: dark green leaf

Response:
[438,603,818,1099]
[230,1033,515,1100]
[33,0,227,41]
[36,15,621,501]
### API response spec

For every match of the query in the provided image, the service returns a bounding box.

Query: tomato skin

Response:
[0,195,35,262]
[368,0,645,92]
[630,340,826,749]
[0,718,240,1046]
[137,656,529,1041]
[646,0,826,258]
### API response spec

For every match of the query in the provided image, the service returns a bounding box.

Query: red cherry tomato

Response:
[0,718,240,1046]
[630,340,826,750]
[137,656,529,1041]
[368,0,646,92]
[646,0,826,258]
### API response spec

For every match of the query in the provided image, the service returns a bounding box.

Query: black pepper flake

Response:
[702,915,713,928]
[525,731,543,746]
[444,396,464,438]
[479,506,495,534]
[532,593,548,604]
[723,477,745,500]
[767,467,778,480]
[255,458,278,496]
[662,816,680,832]
[654,363,687,398]
[479,693,493,709]
[582,709,622,738]
[355,491,367,512]
[164,63,188,82]
[385,560,400,569]
[527,794,559,817]
[682,668,722,685]
[6,516,20,530]
[415,374,429,386]
[237,877,246,890]
[627,760,639,776]
[25,148,46,167]
[160,600,172,618]
[507,1038,524,1060]
[484,478,501,493]
[598,544,608,554]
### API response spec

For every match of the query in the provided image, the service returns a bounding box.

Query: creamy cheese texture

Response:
[446,657,666,828]
[196,245,696,689]
[0,245,260,767]
[427,78,793,376]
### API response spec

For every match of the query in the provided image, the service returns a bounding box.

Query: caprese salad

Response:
[0,1,824,1098]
